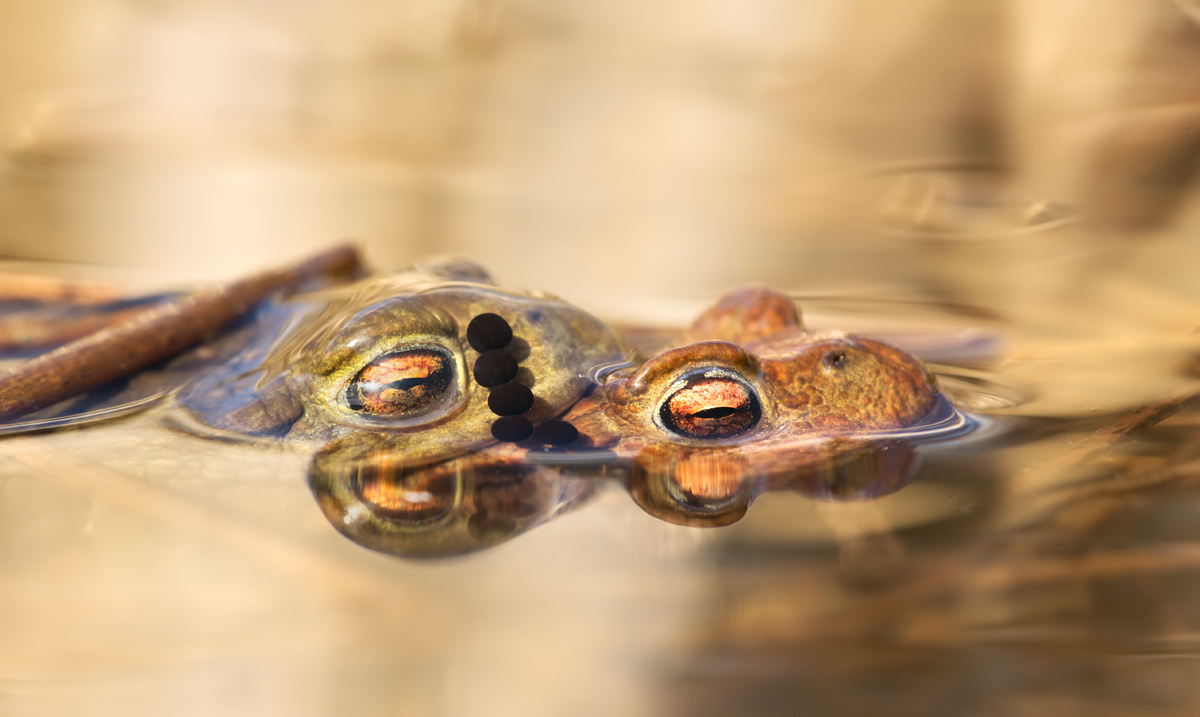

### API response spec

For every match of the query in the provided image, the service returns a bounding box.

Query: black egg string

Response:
[468,313,579,446]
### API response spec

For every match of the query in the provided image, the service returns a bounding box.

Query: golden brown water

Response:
[6,2,1200,714]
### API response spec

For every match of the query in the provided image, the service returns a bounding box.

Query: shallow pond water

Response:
[5,257,1200,716]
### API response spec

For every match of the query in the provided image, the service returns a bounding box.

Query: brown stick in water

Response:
[0,245,361,423]
[0,305,172,353]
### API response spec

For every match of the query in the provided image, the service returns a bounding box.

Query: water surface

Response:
[6,272,1200,716]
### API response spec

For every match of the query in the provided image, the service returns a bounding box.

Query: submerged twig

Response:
[0,245,361,423]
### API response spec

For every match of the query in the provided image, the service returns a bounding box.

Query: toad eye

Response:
[659,373,762,439]
[347,348,453,415]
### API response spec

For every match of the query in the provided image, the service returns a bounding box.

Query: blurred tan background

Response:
[8,6,1200,715]
[1,0,1200,320]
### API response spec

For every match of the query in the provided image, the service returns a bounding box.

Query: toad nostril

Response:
[823,351,847,369]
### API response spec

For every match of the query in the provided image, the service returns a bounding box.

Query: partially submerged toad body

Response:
[0,249,960,555]
[177,264,630,453]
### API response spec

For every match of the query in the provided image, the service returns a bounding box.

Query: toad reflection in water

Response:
[0,249,969,557]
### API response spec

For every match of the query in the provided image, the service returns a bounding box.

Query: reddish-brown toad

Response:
[560,287,952,526]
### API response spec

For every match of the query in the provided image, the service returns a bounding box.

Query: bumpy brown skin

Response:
[684,285,802,344]
[565,287,943,526]
[182,264,632,464]
[569,292,940,448]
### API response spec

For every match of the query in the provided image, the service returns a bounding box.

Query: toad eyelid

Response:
[360,339,456,370]
[664,366,750,396]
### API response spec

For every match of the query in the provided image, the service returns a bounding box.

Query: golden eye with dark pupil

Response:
[660,375,761,439]
[347,348,452,415]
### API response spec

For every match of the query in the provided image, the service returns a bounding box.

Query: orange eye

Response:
[659,373,761,439]
[347,348,453,415]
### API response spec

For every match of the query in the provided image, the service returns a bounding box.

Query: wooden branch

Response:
[0,245,361,423]
[0,304,171,353]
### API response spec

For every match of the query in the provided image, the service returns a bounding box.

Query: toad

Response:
[1,250,633,458]
[556,286,958,526]
[174,260,633,462]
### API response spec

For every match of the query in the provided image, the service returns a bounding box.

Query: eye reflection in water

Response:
[627,437,923,528]
[308,418,961,557]
[309,440,599,558]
